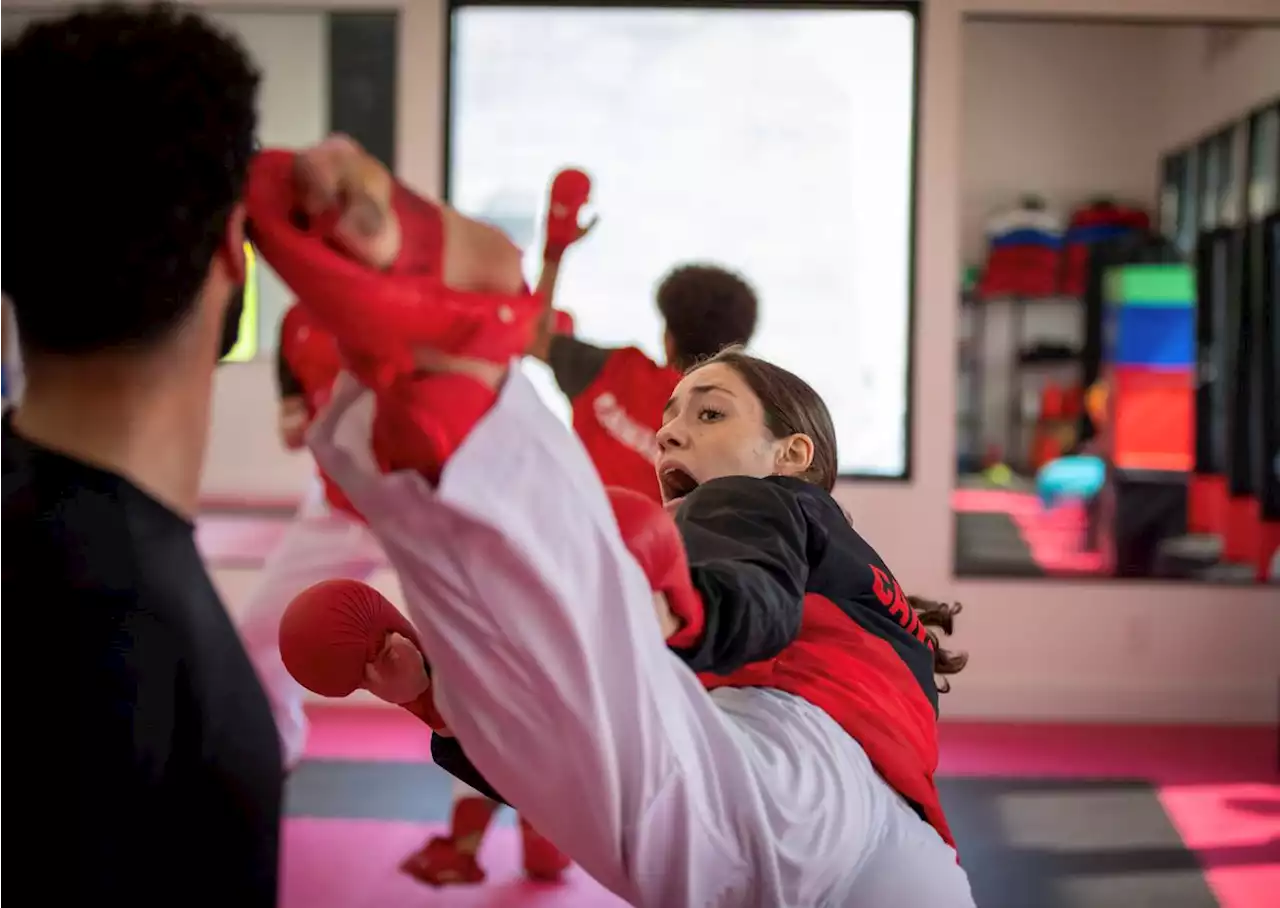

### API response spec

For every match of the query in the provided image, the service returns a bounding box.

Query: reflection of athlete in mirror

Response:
[528,168,762,503]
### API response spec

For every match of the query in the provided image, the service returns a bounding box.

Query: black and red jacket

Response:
[547,335,680,503]
[434,474,954,850]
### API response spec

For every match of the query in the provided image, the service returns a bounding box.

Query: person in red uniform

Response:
[527,171,761,502]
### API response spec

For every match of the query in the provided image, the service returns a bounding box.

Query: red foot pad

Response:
[244,150,543,373]
[371,372,499,480]
[400,836,486,886]
[519,817,571,882]
[277,579,448,731]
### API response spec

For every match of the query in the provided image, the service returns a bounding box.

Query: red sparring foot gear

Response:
[277,579,448,731]
[519,817,571,882]
[543,168,592,263]
[245,150,544,477]
[399,836,486,886]
[606,486,706,649]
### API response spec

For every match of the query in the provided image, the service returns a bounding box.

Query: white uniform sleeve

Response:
[305,370,912,908]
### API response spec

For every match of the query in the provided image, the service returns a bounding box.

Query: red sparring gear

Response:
[605,486,705,649]
[552,309,576,336]
[245,150,544,479]
[278,579,447,730]
[400,835,486,886]
[519,816,572,881]
[543,168,592,263]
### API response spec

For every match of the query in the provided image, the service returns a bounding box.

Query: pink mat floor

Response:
[294,707,1279,908]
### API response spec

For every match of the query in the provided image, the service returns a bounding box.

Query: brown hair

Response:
[656,264,759,370]
[906,596,969,693]
[690,346,838,491]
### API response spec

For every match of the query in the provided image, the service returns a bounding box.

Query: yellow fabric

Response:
[221,241,259,363]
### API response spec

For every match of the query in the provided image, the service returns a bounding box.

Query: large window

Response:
[447,2,919,478]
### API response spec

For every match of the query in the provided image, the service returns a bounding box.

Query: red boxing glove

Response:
[606,487,705,649]
[543,168,592,263]
[278,579,447,730]
[551,309,576,336]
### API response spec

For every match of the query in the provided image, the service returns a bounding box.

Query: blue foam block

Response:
[1037,456,1106,508]
[1104,304,1195,367]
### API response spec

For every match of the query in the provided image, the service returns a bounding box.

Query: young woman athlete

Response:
[256,139,976,908]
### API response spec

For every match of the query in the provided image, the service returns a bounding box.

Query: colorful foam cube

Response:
[1104,264,1195,307]
[1104,304,1196,368]
[1107,366,1194,471]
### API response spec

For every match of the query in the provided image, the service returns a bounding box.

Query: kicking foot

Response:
[399,835,485,886]
[519,817,571,882]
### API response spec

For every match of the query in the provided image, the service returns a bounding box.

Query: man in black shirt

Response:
[2,5,281,904]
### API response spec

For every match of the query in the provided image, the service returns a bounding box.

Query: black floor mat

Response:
[941,777,1218,908]
[287,762,1218,907]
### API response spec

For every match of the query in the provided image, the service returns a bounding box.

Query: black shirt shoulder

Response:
[2,420,283,906]
[546,334,614,400]
[673,475,812,673]
[767,476,940,711]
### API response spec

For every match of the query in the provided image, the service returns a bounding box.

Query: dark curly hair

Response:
[656,264,759,370]
[2,2,260,355]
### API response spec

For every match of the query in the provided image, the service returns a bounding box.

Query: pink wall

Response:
[148,0,1278,722]
[1156,25,1280,151]
[961,20,1168,263]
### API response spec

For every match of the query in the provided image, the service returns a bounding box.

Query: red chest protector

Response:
[699,593,955,852]
[571,347,680,503]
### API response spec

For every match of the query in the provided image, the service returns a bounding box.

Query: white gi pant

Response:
[307,368,975,908]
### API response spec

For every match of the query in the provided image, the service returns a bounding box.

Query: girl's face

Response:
[655,362,813,508]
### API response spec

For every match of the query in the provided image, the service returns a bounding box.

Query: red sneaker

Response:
[399,835,486,886]
[519,817,571,882]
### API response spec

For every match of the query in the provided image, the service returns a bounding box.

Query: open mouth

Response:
[659,466,700,503]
